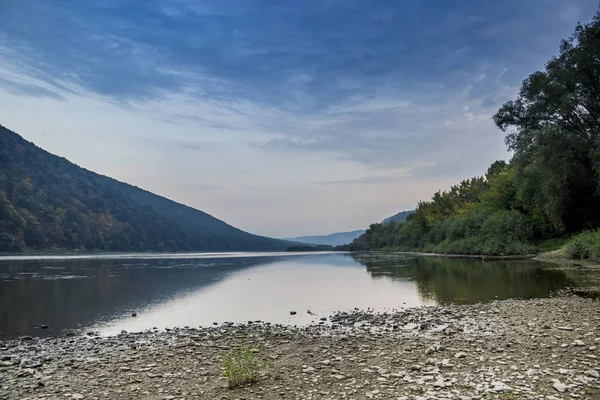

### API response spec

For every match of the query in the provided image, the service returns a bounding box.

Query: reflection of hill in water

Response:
[349,254,574,304]
[0,256,281,339]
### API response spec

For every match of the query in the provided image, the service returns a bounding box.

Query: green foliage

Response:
[493,11,600,233]
[565,230,600,261]
[351,11,600,257]
[0,125,290,252]
[0,232,22,252]
[222,341,264,388]
[349,176,537,255]
[534,237,571,252]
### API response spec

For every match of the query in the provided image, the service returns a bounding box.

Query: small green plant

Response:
[222,341,263,388]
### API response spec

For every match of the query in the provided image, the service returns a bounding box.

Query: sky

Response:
[0,0,598,238]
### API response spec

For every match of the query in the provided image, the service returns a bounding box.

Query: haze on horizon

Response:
[1,0,597,238]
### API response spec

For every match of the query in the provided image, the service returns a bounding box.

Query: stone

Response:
[454,352,467,359]
[290,311,297,315]
[557,326,574,331]
[72,394,84,399]
[574,340,585,346]
[584,369,599,378]
[492,381,512,392]
[553,381,568,393]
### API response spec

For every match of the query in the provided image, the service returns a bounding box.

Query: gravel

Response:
[1,296,599,399]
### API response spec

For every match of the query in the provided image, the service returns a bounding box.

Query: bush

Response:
[591,245,600,261]
[0,233,23,252]
[428,209,536,255]
[567,238,590,259]
[565,230,600,260]
[222,341,263,388]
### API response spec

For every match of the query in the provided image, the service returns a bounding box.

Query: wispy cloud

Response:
[0,76,65,100]
[0,0,597,236]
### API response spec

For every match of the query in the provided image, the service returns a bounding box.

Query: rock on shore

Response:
[1,296,599,399]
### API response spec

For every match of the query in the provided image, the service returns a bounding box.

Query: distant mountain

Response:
[381,210,415,224]
[285,230,365,247]
[0,124,293,252]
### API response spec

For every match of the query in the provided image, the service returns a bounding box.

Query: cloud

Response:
[0,0,598,236]
[0,77,65,100]
[3,0,587,109]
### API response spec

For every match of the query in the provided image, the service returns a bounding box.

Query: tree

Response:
[493,10,600,232]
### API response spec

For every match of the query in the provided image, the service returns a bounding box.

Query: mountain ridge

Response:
[381,210,415,224]
[0,124,293,252]
[285,230,365,247]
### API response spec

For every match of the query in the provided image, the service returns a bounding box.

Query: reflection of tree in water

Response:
[0,256,281,339]
[349,254,574,305]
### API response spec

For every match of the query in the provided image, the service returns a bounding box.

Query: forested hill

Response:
[0,125,292,252]
[285,230,365,246]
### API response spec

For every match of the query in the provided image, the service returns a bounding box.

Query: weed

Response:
[222,341,264,388]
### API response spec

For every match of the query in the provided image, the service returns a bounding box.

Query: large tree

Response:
[494,10,600,232]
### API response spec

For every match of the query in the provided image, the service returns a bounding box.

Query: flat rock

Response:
[553,381,568,393]
[584,369,599,378]
[557,326,574,331]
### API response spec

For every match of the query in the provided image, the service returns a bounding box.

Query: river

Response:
[0,252,575,339]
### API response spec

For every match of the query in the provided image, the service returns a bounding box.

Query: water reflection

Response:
[95,257,431,335]
[0,256,282,339]
[350,253,574,304]
[0,252,576,339]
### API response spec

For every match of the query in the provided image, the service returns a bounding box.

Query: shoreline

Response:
[2,296,599,399]
[384,251,537,261]
[4,248,593,265]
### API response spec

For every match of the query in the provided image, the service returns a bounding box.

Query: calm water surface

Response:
[0,252,575,339]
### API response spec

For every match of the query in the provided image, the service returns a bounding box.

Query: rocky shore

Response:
[2,296,599,400]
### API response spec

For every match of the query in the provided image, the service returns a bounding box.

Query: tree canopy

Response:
[350,9,600,255]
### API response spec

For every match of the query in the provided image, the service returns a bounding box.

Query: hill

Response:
[0,125,293,252]
[285,230,365,246]
[381,210,414,224]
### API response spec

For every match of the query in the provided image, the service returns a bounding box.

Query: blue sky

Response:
[0,0,598,237]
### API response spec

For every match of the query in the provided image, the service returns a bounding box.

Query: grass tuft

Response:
[222,341,264,388]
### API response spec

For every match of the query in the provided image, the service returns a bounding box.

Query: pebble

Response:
[584,369,599,378]
[553,381,568,393]
[1,296,599,400]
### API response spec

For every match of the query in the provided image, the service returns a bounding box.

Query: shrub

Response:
[592,245,600,262]
[565,230,600,260]
[222,341,263,388]
[567,238,590,259]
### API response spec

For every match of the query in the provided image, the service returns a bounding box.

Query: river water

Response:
[0,252,575,339]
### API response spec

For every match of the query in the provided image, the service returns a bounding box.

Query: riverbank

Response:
[384,250,537,260]
[534,250,600,268]
[2,296,599,399]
